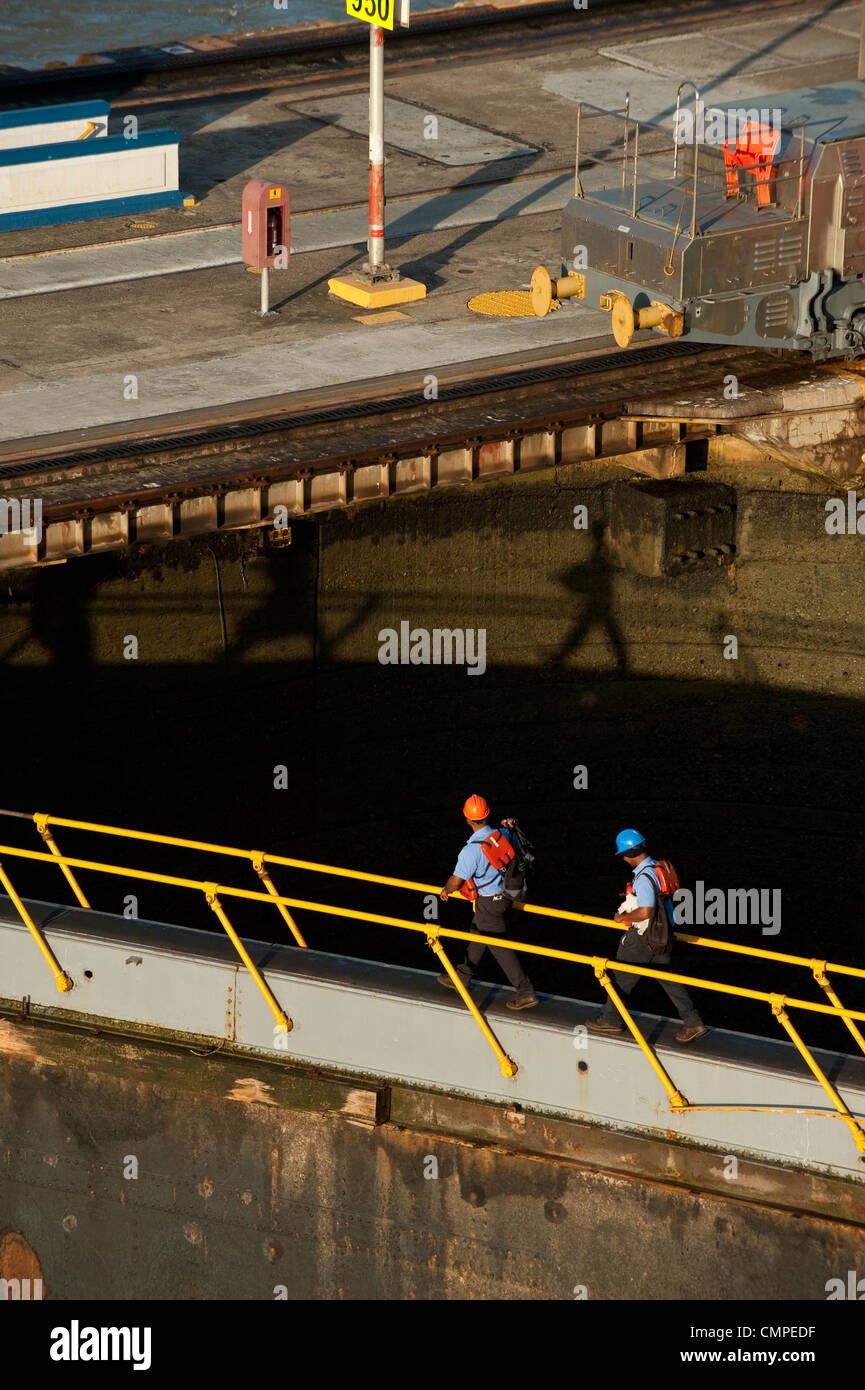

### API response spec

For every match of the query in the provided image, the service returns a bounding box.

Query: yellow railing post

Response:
[593,959,689,1111]
[811,961,865,1061]
[0,862,73,993]
[770,995,865,1157]
[204,884,292,1034]
[34,813,90,909]
[426,929,517,1079]
[251,853,307,948]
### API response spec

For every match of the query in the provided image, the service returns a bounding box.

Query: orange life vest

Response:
[458,828,516,900]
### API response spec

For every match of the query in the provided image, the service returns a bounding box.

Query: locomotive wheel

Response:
[611,295,635,348]
[531,265,554,317]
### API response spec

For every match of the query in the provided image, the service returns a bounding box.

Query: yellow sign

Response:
[346,0,395,31]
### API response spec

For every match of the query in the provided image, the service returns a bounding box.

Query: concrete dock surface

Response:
[0,0,861,453]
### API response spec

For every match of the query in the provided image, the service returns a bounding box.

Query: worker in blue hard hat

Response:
[615,828,645,856]
[587,829,707,1044]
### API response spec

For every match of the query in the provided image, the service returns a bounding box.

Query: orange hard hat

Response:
[463,794,490,820]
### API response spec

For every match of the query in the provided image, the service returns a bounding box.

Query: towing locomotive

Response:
[531,81,865,360]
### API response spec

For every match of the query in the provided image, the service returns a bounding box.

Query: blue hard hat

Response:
[615,828,645,856]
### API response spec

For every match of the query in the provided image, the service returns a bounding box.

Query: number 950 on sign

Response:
[346,0,396,30]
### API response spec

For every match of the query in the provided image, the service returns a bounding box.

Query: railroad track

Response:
[0,0,825,107]
[0,338,810,576]
[0,338,712,486]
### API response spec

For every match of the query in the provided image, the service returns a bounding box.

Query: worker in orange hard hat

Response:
[437,795,539,1010]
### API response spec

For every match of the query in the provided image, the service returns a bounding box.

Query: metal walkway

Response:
[1,808,864,1176]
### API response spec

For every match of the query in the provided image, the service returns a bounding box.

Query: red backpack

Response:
[652,860,679,896]
[634,860,678,954]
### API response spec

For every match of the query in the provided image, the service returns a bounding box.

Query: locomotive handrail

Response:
[0,810,864,1161]
[574,96,812,233]
[796,121,806,219]
[673,79,700,179]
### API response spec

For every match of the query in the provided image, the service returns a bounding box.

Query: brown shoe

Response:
[507,994,539,1011]
[675,1024,708,1044]
[586,1016,623,1034]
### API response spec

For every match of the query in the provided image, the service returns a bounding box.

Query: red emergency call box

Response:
[241,179,290,269]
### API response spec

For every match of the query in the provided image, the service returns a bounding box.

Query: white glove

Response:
[618,891,639,916]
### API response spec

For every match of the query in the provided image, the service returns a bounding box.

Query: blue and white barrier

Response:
[0,101,110,150]
[0,102,182,232]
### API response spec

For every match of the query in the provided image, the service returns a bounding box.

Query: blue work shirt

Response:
[454,824,514,896]
[631,856,674,929]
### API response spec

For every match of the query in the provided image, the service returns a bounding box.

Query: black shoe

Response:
[586,1015,624,1034]
[675,1024,708,1044]
[507,994,539,1011]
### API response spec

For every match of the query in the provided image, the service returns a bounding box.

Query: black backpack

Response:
[502,822,537,902]
[642,870,674,954]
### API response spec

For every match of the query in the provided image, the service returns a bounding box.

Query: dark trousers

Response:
[457,893,534,1001]
[600,928,702,1029]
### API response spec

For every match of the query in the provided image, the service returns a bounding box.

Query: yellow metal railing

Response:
[0,810,864,1161]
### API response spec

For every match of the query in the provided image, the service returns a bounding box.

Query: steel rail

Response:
[0,2,593,98]
[0,0,808,105]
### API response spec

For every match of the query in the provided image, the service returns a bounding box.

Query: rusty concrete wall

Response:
[2,468,863,691]
[315,472,865,693]
[1,1016,864,1301]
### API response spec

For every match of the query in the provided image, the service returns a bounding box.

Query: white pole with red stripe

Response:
[366,24,387,278]
[329,0,424,305]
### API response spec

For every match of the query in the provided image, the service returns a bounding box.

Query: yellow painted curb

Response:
[353,310,413,325]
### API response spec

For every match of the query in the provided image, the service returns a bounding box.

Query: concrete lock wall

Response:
[3,469,862,687]
[314,477,865,693]
[1,471,865,1041]
[3,468,865,1304]
[1,1012,864,1301]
